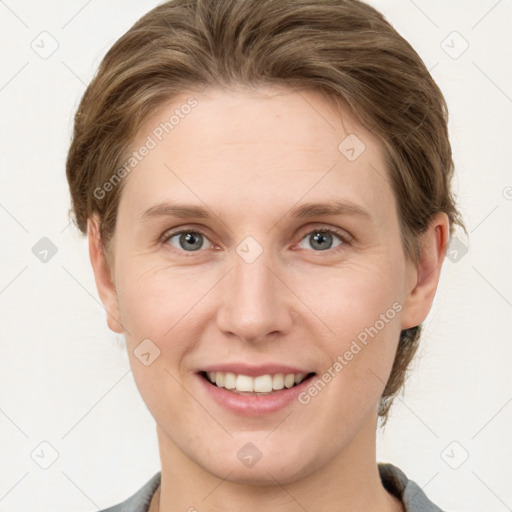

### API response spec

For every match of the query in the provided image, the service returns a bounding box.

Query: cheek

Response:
[304,256,405,382]
[114,263,204,421]
[302,256,404,333]
[115,260,214,343]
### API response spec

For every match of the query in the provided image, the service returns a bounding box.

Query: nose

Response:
[216,243,295,344]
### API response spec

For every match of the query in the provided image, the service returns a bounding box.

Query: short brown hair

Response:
[65,0,466,425]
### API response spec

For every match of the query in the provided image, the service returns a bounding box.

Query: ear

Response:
[88,214,124,333]
[400,212,450,330]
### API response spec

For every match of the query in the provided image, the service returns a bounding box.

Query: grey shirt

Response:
[98,463,444,512]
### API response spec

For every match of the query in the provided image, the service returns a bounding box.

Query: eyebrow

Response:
[139,200,371,223]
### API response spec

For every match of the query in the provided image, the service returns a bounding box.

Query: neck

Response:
[154,412,403,512]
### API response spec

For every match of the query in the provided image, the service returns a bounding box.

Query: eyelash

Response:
[159,225,351,256]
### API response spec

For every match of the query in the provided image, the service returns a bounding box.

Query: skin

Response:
[89,85,449,512]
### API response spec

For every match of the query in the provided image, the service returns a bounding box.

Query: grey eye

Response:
[298,230,343,251]
[167,231,212,252]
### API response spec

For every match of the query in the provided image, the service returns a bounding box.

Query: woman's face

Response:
[93,86,427,484]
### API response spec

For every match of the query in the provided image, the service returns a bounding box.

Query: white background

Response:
[0,1,511,511]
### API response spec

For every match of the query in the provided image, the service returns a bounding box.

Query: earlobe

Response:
[88,214,124,334]
[400,212,450,331]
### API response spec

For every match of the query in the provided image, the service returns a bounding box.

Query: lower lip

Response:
[197,373,315,416]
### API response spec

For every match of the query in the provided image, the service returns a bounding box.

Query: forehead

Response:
[119,86,396,226]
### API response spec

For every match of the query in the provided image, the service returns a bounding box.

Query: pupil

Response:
[312,231,331,250]
[181,232,202,251]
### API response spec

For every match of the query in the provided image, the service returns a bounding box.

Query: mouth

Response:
[199,370,316,396]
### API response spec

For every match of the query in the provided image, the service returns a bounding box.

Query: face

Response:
[92,86,431,485]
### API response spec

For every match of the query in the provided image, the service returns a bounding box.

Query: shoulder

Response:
[96,472,161,512]
[378,462,446,512]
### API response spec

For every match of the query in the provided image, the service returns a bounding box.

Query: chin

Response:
[194,445,317,486]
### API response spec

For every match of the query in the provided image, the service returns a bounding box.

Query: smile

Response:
[200,371,316,395]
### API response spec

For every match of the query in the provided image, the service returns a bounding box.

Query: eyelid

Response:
[296,223,353,244]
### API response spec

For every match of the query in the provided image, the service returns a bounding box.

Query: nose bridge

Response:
[217,237,292,341]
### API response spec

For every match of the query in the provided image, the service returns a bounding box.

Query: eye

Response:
[160,226,349,255]
[297,227,348,252]
[163,229,213,253]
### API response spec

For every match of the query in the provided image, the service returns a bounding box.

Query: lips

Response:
[195,363,317,414]
[197,367,317,415]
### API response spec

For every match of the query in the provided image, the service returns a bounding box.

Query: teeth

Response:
[254,375,273,392]
[294,373,305,384]
[224,372,236,390]
[272,373,284,390]
[215,373,225,388]
[236,374,254,392]
[205,371,309,393]
[284,374,295,388]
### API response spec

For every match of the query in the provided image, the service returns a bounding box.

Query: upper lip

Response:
[199,363,314,377]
